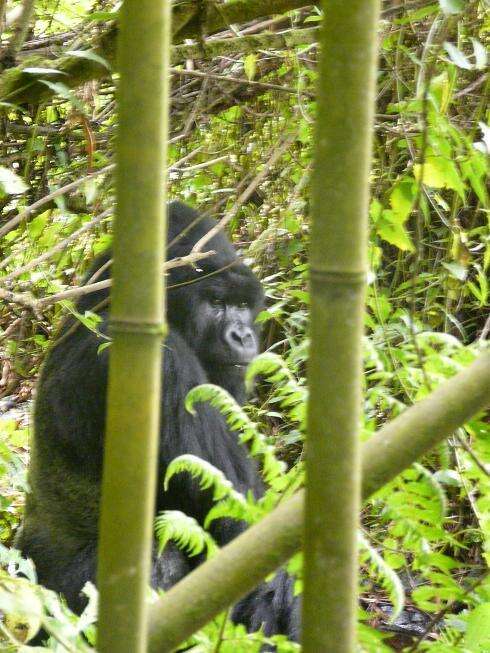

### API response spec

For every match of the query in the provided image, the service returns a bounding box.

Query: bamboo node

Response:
[309,268,366,285]
[109,319,166,336]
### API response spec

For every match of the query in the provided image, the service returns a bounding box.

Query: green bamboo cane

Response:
[305,2,381,650]
[96,2,172,652]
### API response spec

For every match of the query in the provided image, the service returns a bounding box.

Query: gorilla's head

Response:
[165,202,264,396]
[79,201,264,399]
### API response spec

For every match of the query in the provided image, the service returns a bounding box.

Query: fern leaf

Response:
[359,532,405,621]
[155,510,217,558]
[164,454,241,501]
[185,384,286,482]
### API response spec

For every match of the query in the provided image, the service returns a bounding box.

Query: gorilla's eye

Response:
[211,297,225,308]
[238,301,249,309]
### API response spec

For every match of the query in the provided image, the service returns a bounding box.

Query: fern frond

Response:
[245,352,295,389]
[413,463,448,520]
[164,454,244,502]
[155,510,217,558]
[359,532,405,621]
[245,352,307,428]
[204,497,258,528]
[185,384,285,482]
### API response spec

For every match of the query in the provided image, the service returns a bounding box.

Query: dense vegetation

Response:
[0,0,488,651]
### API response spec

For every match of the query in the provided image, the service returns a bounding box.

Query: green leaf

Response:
[283,213,301,235]
[376,210,415,251]
[369,198,383,222]
[442,261,467,281]
[243,53,257,81]
[220,106,242,122]
[28,214,48,239]
[66,50,111,70]
[429,71,452,113]
[39,81,86,111]
[0,167,28,195]
[460,156,488,205]
[396,4,438,24]
[389,179,415,221]
[89,10,119,21]
[464,603,490,651]
[438,0,464,15]
[22,67,67,75]
[413,156,465,199]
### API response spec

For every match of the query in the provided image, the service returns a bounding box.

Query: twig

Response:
[191,132,296,253]
[455,430,490,477]
[454,73,487,98]
[170,66,311,97]
[0,150,202,243]
[0,164,115,238]
[2,209,112,281]
[0,250,215,311]
[174,154,230,173]
[0,286,40,314]
[479,312,490,341]
[36,250,215,308]
[0,316,22,341]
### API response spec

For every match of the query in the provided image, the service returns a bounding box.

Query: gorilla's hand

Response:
[232,570,301,644]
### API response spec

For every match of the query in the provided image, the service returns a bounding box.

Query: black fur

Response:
[17,201,299,642]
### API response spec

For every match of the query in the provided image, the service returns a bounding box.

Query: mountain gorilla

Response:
[17,201,299,642]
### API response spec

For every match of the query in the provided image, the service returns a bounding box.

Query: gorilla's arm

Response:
[158,334,300,640]
[157,329,264,544]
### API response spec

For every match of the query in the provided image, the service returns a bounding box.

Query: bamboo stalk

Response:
[304,2,381,651]
[96,2,172,652]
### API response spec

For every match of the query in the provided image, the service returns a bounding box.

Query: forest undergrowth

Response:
[0,1,488,651]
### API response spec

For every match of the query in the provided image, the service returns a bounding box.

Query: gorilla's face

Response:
[193,270,263,369]
[166,263,263,403]
[169,264,264,377]
[200,299,259,366]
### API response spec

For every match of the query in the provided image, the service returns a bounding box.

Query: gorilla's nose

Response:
[225,324,257,362]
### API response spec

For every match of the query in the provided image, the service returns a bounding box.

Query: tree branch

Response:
[171,26,318,64]
[0,164,115,239]
[173,0,310,42]
[0,2,315,108]
[0,0,36,65]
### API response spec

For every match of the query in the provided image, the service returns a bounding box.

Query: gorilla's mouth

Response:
[203,359,250,371]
